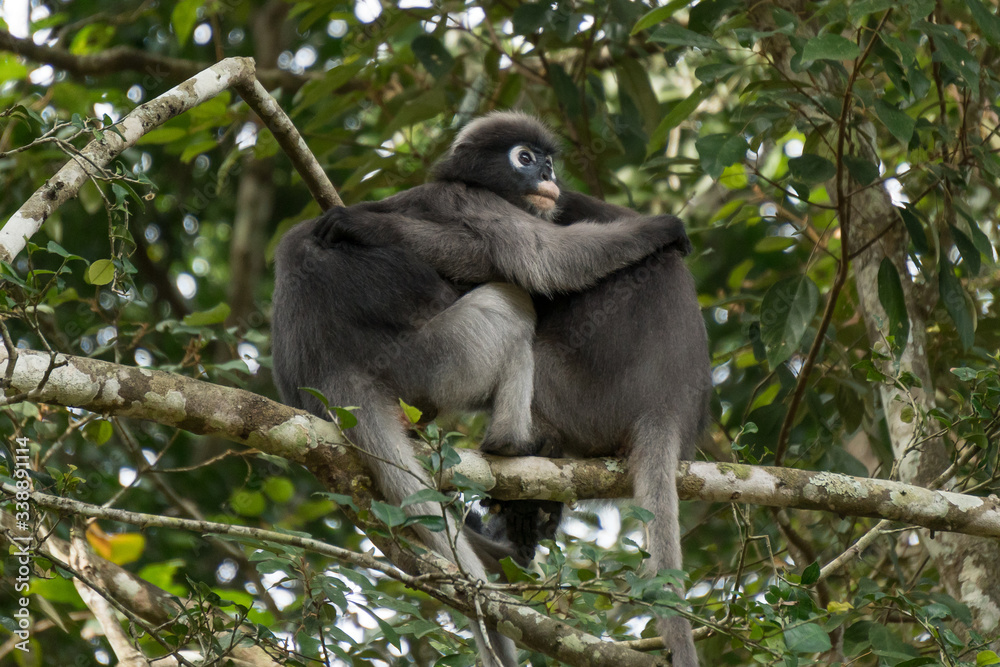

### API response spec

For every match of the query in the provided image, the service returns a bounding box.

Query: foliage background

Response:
[1,0,999,665]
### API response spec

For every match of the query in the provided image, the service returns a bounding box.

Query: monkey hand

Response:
[647,214,693,257]
[313,207,401,248]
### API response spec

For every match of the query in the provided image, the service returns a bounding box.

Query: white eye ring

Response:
[509,145,534,169]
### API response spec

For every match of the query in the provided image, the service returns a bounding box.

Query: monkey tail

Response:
[346,385,518,667]
[630,413,699,667]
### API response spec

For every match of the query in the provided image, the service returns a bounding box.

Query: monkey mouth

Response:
[525,182,560,211]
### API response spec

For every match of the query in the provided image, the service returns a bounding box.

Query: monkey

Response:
[316,112,709,667]
[515,187,709,667]
[270,112,691,667]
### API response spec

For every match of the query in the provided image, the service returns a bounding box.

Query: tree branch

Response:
[3,346,999,540]
[0,29,315,93]
[0,512,284,666]
[0,57,339,263]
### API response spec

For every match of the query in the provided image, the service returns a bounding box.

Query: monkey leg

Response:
[392,282,536,453]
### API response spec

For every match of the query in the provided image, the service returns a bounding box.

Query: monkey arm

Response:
[556,190,694,254]
[554,189,636,224]
[496,213,691,295]
[311,184,690,296]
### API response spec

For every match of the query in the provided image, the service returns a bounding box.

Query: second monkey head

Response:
[433,111,561,220]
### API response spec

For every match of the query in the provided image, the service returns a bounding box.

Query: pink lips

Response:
[534,181,559,201]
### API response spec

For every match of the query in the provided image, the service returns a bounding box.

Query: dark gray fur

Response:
[270,113,690,667]
[533,188,710,667]
[436,185,711,667]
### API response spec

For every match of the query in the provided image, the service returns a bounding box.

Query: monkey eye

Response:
[508,145,538,170]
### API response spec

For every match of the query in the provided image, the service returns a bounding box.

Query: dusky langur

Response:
[318,112,709,667]
[270,112,690,667]
[529,189,708,667]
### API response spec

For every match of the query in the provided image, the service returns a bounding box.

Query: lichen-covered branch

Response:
[0,512,283,667]
[0,58,252,263]
[230,76,341,210]
[4,346,999,541]
[0,345,345,462]
[0,57,339,263]
[0,347,669,667]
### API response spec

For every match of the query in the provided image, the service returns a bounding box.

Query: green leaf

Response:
[801,34,860,61]
[900,207,929,254]
[230,489,266,517]
[617,60,660,134]
[949,223,981,276]
[324,493,359,512]
[402,489,452,506]
[784,622,833,652]
[411,35,454,78]
[802,561,820,585]
[695,133,749,179]
[848,0,895,21]
[301,387,330,408]
[357,603,401,649]
[70,24,115,55]
[548,64,580,117]
[623,505,655,523]
[385,88,447,135]
[877,258,910,353]
[371,501,408,528]
[754,236,797,253]
[951,367,978,382]
[171,0,201,48]
[631,0,687,34]
[719,162,748,190]
[179,139,219,164]
[46,241,84,261]
[694,63,740,83]
[938,250,975,350]
[874,99,915,145]
[511,2,551,35]
[648,84,712,156]
[920,22,979,85]
[843,155,879,186]
[85,259,115,285]
[332,407,357,429]
[263,477,295,503]
[977,650,1000,666]
[500,555,536,582]
[399,399,423,424]
[788,154,837,184]
[648,24,723,50]
[966,0,1000,46]
[954,205,995,256]
[0,53,28,81]
[182,302,231,327]
[403,514,446,532]
[760,276,820,368]
[83,420,114,445]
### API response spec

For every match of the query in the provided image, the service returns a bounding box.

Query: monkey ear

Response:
[675,233,694,257]
[313,208,362,248]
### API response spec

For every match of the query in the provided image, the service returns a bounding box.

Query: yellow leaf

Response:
[827,600,854,614]
[87,524,146,565]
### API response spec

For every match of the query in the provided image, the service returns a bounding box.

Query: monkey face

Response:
[507,144,560,216]
[432,112,564,218]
